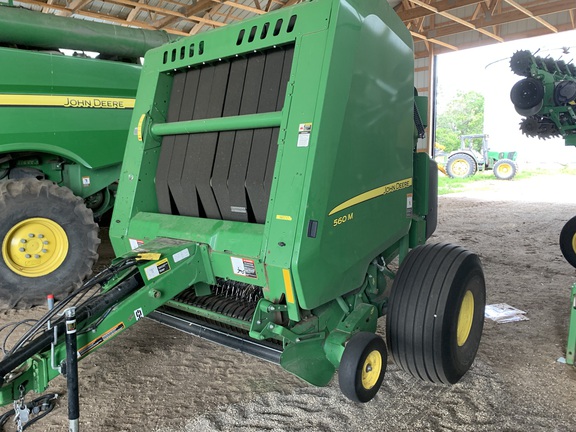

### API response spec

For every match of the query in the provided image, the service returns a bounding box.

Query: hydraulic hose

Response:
[0,275,142,387]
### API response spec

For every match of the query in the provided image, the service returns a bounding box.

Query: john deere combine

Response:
[0,0,485,425]
[0,6,178,308]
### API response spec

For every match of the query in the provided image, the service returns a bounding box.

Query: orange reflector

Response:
[282,268,295,304]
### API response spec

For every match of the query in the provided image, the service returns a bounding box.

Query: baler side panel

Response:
[291,2,415,309]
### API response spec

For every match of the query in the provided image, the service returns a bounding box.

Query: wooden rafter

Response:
[221,1,265,15]
[397,0,483,21]
[423,0,573,40]
[502,0,557,33]
[410,30,458,51]
[407,0,504,42]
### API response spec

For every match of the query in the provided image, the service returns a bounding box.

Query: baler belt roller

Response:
[155,45,294,223]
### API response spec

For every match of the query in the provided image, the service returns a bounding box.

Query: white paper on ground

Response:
[485,303,529,323]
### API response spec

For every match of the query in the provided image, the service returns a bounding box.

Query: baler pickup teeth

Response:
[146,278,280,362]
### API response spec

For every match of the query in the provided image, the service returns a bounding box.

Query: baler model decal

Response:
[0,94,135,109]
[328,178,412,216]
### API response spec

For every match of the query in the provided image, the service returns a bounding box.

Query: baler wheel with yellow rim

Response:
[338,332,387,403]
[386,242,485,384]
[0,179,99,308]
[560,216,576,269]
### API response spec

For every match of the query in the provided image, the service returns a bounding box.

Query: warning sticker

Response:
[129,238,144,250]
[231,257,257,278]
[82,176,91,187]
[78,322,125,359]
[173,248,190,263]
[406,193,413,217]
[144,258,171,280]
[297,123,312,147]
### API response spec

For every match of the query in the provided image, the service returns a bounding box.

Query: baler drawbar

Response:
[0,0,485,425]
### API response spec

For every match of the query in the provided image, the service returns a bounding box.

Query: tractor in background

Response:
[436,134,518,180]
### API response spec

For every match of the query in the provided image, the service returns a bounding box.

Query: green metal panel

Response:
[287,1,415,309]
[0,48,140,170]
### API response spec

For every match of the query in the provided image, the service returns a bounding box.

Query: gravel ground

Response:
[1,172,576,431]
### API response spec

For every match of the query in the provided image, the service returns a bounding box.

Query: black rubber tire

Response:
[338,332,387,403]
[386,243,485,384]
[493,159,517,180]
[560,216,576,269]
[446,154,477,179]
[0,179,99,308]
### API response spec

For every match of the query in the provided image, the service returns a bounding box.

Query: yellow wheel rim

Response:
[457,290,475,347]
[496,163,512,177]
[2,218,68,277]
[361,350,382,390]
[572,233,576,254]
[451,159,470,177]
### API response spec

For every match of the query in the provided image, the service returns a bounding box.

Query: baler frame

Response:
[0,0,485,417]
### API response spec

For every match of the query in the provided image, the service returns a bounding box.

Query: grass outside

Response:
[437,166,576,195]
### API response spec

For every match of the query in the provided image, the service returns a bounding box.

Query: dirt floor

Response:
[1,171,576,431]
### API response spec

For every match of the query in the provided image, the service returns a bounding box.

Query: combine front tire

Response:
[560,216,576,268]
[338,332,387,403]
[493,159,517,180]
[386,243,485,384]
[0,179,99,308]
[446,154,476,178]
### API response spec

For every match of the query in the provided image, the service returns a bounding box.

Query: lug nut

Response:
[25,254,31,259]
[19,248,25,252]
[28,234,34,238]
[43,241,49,245]
[34,254,40,259]
[38,234,44,238]
[20,239,26,244]
[41,249,48,253]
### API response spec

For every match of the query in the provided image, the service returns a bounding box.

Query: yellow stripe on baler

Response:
[0,94,135,109]
[282,268,295,304]
[328,178,412,216]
